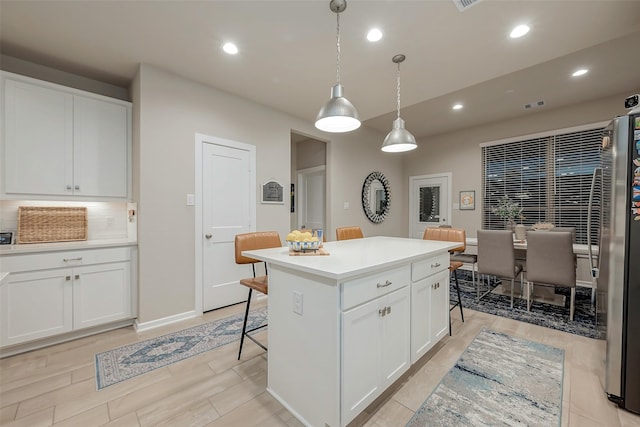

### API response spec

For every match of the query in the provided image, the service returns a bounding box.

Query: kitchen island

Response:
[243,236,460,427]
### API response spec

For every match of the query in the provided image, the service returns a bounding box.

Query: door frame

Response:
[408,172,452,238]
[195,133,256,315]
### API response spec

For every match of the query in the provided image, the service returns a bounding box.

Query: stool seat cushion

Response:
[449,261,464,271]
[240,275,268,295]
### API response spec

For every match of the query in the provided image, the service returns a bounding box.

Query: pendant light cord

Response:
[336,12,341,84]
[396,62,401,119]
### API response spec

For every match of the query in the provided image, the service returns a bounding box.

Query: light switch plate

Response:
[186,194,195,206]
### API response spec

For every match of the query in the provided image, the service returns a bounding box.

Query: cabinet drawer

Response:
[2,247,131,273]
[341,266,410,310]
[411,253,449,282]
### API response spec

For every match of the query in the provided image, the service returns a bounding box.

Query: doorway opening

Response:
[290,133,327,235]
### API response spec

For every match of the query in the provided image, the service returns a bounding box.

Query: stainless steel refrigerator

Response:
[589,105,640,414]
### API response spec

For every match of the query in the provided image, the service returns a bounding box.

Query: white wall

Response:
[404,90,638,239]
[135,64,404,323]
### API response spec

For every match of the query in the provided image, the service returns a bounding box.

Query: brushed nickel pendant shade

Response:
[315,0,361,133]
[381,54,417,152]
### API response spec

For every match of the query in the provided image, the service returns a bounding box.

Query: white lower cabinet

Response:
[0,246,135,348]
[1,269,73,345]
[72,262,131,329]
[342,286,410,425]
[411,269,450,363]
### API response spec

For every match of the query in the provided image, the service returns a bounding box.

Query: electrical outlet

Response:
[293,291,303,315]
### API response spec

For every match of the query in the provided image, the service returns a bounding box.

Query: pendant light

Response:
[381,54,417,152]
[315,0,361,133]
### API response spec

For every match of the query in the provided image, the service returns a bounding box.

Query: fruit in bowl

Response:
[286,230,320,251]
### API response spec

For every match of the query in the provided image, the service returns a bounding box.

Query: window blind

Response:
[482,126,603,245]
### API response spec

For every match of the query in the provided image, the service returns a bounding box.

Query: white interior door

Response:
[202,141,255,311]
[409,173,451,239]
[297,166,325,231]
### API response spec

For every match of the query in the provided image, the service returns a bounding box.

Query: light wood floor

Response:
[2,301,640,427]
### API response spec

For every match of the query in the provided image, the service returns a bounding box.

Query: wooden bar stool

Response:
[234,231,282,360]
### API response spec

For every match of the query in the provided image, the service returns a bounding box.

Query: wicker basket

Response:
[17,206,88,244]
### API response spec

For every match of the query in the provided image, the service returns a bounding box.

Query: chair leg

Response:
[238,288,253,360]
[510,278,514,309]
[570,288,576,321]
[526,281,532,311]
[453,269,464,322]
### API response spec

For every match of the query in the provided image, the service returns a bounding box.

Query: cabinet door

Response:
[381,287,410,388]
[342,298,382,425]
[430,270,450,343]
[411,276,432,363]
[0,269,73,346]
[73,262,131,329]
[3,78,73,196]
[73,96,129,198]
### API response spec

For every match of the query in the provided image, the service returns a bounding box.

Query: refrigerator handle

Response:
[587,167,602,278]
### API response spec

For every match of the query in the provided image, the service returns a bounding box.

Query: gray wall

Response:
[404,90,638,239]
[134,64,404,323]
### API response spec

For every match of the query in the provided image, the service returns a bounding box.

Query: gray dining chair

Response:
[549,226,576,243]
[477,230,524,308]
[525,230,577,320]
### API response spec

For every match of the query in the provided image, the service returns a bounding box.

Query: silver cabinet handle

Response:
[378,306,392,316]
[66,185,73,190]
[376,280,392,288]
[74,185,80,190]
[205,233,212,239]
[74,274,80,280]
[63,257,83,262]
[431,262,441,268]
[432,282,440,290]
[65,276,71,281]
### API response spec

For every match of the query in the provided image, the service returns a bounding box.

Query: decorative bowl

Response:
[286,240,321,252]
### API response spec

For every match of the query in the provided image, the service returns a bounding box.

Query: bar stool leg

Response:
[454,269,464,323]
[238,288,253,360]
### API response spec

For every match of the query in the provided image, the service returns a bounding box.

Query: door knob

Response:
[205,233,212,239]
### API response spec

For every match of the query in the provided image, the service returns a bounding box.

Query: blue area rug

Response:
[452,271,602,339]
[95,306,267,390]
[407,329,564,427]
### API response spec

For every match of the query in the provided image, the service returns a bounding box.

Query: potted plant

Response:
[491,195,523,231]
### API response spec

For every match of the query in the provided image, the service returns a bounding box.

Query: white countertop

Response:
[0,238,137,255]
[243,236,460,281]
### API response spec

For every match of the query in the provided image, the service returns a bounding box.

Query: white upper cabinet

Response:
[1,72,132,200]
[3,79,74,196]
[73,96,129,198]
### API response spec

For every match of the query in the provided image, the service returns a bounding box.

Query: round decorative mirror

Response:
[362,171,390,223]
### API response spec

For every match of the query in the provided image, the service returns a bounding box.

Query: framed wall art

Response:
[459,190,475,210]
[261,180,284,204]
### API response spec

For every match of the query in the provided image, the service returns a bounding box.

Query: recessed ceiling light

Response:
[509,24,530,39]
[452,103,463,110]
[572,68,589,77]
[367,28,382,42]
[222,42,238,55]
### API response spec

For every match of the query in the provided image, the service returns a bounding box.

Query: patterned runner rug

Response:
[95,306,267,389]
[407,329,564,427]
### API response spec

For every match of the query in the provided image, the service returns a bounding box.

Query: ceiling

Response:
[2,0,640,139]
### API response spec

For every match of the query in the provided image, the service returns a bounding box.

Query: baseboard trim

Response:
[0,319,134,358]
[134,310,198,332]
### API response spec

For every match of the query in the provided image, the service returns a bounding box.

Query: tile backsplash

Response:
[0,200,130,241]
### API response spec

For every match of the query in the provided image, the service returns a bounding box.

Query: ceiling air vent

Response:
[452,0,483,12]
[524,100,546,110]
